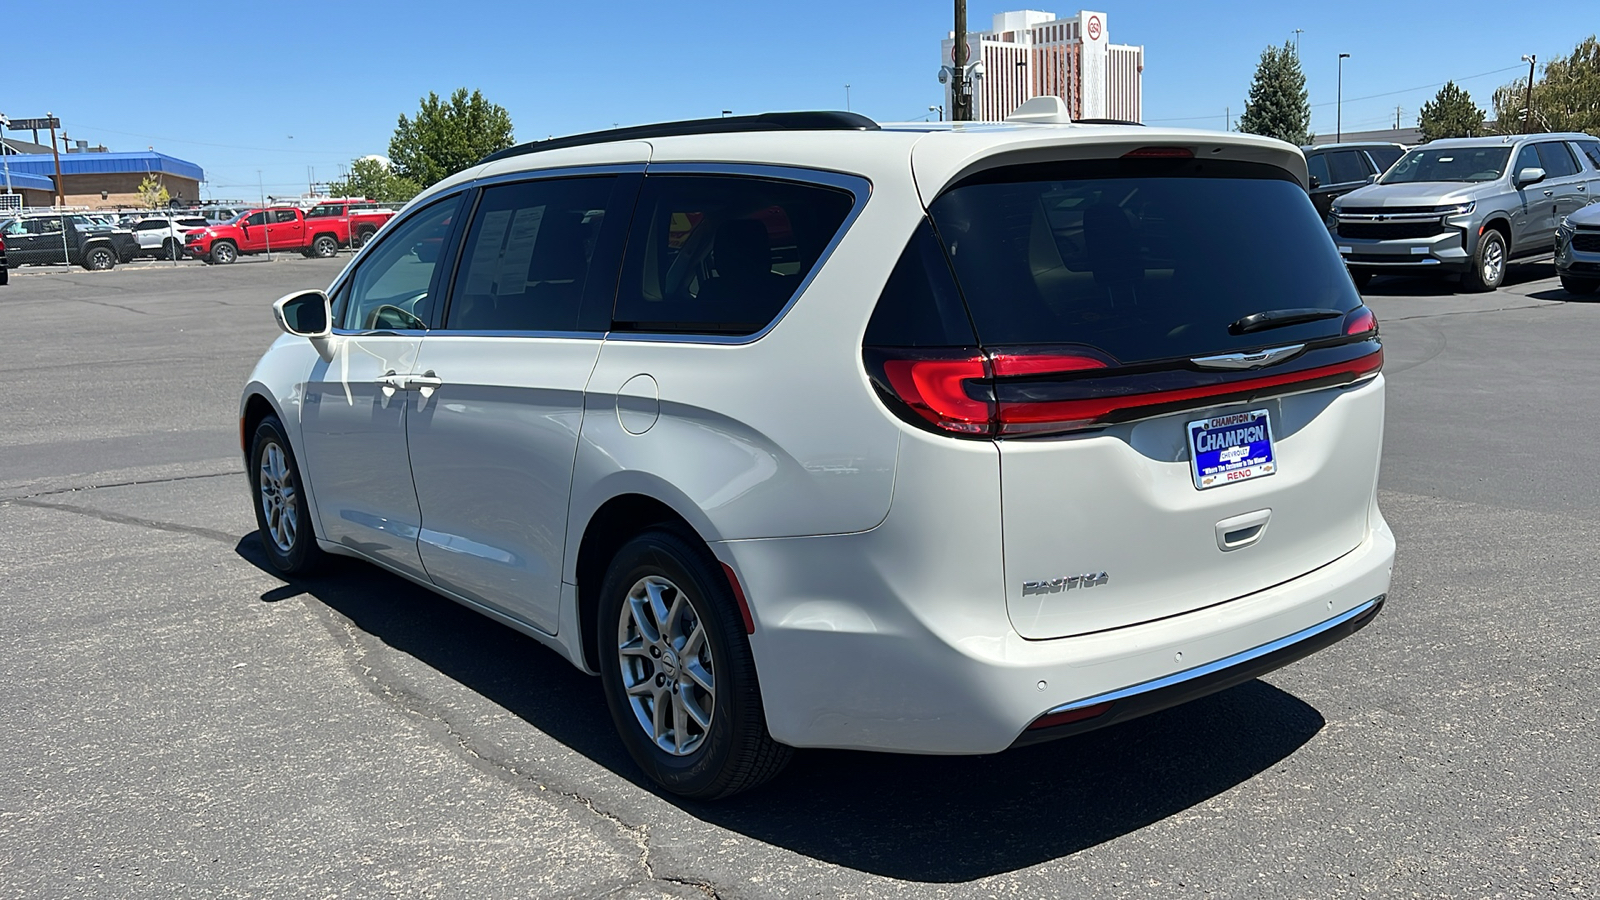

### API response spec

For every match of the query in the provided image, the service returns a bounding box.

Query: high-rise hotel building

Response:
[942,10,1145,122]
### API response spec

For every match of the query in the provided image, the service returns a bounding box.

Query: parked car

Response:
[186,207,343,264]
[241,110,1392,799]
[1302,141,1406,217]
[304,198,396,249]
[1331,133,1600,291]
[1555,198,1600,294]
[129,215,211,258]
[0,212,135,269]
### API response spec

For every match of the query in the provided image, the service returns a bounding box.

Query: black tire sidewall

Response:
[249,416,318,575]
[213,243,236,264]
[596,529,759,798]
[314,236,336,258]
[1467,231,1506,291]
[86,247,114,270]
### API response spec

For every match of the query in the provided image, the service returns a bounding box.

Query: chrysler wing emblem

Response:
[1191,344,1305,371]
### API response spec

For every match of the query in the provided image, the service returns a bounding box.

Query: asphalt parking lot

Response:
[2,257,1596,899]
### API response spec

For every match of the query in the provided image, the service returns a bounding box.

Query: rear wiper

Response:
[1228,308,1344,335]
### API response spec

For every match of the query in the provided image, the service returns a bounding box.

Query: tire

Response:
[1461,229,1507,293]
[1350,269,1374,290]
[1560,274,1600,295]
[311,235,338,258]
[210,241,238,265]
[597,528,791,799]
[353,228,375,249]
[161,238,179,260]
[83,245,116,271]
[248,415,322,575]
[0,263,8,286]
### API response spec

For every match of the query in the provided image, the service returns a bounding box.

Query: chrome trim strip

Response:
[1339,258,1444,266]
[1334,212,1448,222]
[1044,597,1382,716]
[410,329,607,340]
[1191,344,1304,370]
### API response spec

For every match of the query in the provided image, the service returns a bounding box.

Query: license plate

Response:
[1187,409,1276,490]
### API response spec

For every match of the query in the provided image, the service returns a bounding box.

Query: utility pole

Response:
[48,112,64,207]
[952,0,972,121]
[1395,106,1402,130]
[1521,54,1537,133]
[1292,29,1304,56]
[1336,54,1350,142]
[845,84,851,112]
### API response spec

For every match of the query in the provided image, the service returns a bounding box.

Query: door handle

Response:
[1579,185,1589,192]
[377,371,410,390]
[403,371,443,390]
[1544,189,1555,197]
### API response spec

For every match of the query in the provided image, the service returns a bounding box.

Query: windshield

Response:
[1380,147,1511,184]
[223,211,251,225]
[926,161,1360,365]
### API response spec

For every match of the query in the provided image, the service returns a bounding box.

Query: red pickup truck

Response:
[305,198,396,249]
[187,207,340,264]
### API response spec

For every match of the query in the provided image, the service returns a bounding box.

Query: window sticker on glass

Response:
[493,206,546,296]
[462,209,512,296]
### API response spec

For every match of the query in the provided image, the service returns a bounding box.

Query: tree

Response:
[136,175,170,209]
[327,157,421,203]
[1238,42,1312,145]
[388,88,515,188]
[1493,36,1600,134]
[1418,81,1486,141]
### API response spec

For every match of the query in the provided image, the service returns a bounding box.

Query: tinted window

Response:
[613,174,855,335]
[307,204,341,218]
[274,209,299,224]
[1579,141,1600,170]
[1535,142,1579,178]
[925,160,1361,365]
[244,211,270,227]
[1326,150,1371,185]
[445,176,615,332]
[1513,144,1540,177]
[1384,147,1511,183]
[134,220,165,231]
[341,197,460,332]
[1305,153,1331,187]
[1366,146,1403,172]
[863,220,977,348]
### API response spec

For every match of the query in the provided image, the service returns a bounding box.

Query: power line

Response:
[55,120,367,156]
[1146,63,1523,124]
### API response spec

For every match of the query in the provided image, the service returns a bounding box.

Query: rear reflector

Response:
[720,562,756,634]
[1028,702,1113,730]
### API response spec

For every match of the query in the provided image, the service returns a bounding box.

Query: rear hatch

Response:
[867,147,1383,639]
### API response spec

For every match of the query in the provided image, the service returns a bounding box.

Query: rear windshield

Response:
[1381,147,1510,184]
[925,160,1360,364]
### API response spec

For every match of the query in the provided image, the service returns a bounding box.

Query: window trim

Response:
[605,162,872,346]
[329,190,469,336]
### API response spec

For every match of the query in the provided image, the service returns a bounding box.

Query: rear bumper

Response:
[1012,594,1383,747]
[726,510,1395,755]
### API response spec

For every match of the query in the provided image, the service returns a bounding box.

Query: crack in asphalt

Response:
[1,469,242,502]
[7,496,242,545]
[312,604,723,900]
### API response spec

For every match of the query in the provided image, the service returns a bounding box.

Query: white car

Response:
[129,216,210,258]
[241,104,1393,799]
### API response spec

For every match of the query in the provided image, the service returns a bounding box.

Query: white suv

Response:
[130,215,211,258]
[242,108,1393,799]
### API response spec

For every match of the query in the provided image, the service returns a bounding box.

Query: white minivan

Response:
[242,106,1393,799]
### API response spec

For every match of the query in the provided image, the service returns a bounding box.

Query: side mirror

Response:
[1308,175,1321,190]
[1515,166,1547,187]
[1365,173,1379,184]
[273,290,331,338]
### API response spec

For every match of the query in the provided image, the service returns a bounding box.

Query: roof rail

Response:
[1073,118,1145,127]
[478,111,879,165]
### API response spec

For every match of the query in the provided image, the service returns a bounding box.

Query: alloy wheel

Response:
[257,440,299,553]
[1482,238,1504,286]
[616,575,716,756]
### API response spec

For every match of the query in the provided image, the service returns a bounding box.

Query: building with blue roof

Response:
[0,146,205,208]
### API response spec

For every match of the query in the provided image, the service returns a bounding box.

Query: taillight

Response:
[868,340,1383,439]
[1343,306,1377,335]
[880,352,990,433]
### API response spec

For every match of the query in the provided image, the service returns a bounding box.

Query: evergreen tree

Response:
[327,157,421,204]
[388,88,515,188]
[1418,81,1486,141]
[1238,42,1312,145]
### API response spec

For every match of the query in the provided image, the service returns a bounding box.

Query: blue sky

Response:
[5,0,1592,202]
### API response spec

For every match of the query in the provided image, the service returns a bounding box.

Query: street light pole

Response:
[952,0,971,121]
[1337,53,1350,142]
[1521,54,1537,133]
[1292,29,1304,56]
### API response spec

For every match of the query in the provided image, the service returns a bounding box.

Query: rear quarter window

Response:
[611,174,855,336]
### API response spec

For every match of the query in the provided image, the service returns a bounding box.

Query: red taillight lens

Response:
[1122,146,1194,159]
[1028,702,1113,730]
[1344,306,1377,335]
[881,354,992,433]
[990,350,1110,377]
